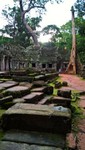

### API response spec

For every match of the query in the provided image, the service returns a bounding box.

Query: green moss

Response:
[0,109,6,118]
[0,130,5,140]
[53,88,58,96]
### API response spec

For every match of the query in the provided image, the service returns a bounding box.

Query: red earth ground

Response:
[60,74,85,150]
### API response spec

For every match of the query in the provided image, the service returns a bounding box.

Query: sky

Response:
[0,0,77,42]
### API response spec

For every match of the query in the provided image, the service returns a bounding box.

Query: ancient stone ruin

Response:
[0,70,73,150]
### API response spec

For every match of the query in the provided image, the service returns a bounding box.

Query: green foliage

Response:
[1,4,42,47]
[75,0,85,17]
[0,36,13,45]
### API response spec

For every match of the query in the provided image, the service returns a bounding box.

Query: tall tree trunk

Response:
[66,6,77,74]
[66,6,82,74]
[22,13,39,47]
[19,0,40,47]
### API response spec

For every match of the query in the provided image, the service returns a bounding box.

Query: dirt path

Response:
[60,74,85,150]
[60,74,85,92]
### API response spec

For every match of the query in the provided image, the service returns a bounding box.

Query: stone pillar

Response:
[1,55,5,71]
[5,57,10,71]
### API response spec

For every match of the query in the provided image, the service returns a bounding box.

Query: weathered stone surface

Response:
[0,96,13,105]
[66,133,77,149]
[0,141,62,150]
[31,86,53,95]
[2,130,65,148]
[31,86,47,93]
[12,76,34,82]
[38,96,52,105]
[57,89,71,98]
[45,96,71,108]
[34,75,45,81]
[33,80,45,87]
[13,98,25,104]
[23,92,44,103]
[0,81,18,89]
[5,86,30,98]
[1,103,71,133]
[19,82,33,89]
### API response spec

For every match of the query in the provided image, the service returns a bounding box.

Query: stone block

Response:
[0,141,62,150]
[13,98,25,104]
[33,80,45,87]
[0,81,18,89]
[12,76,34,82]
[38,96,52,105]
[5,86,30,98]
[31,86,47,93]
[34,75,45,81]
[0,96,13,106]
[1,103,71,133]
[2,130,65,148]
[57,89,71,98]
[23,92,44,103]
[45,96,71,108]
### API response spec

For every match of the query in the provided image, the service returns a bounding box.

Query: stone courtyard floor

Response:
[60,74,85,150]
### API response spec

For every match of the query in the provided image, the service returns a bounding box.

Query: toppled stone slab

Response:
[45,96,71,108]
[0,96,13,106]
[34,75,45,81]
[19,82,33,89]
[13,98,25,104]
[5,86,30,98]
[0,81,18,89]
[31,86,47,93]
[57,88,71,98]
[32,86,53,95]
[2,130,65,148]
[1,103,71,133]
[12,76,34,82]
[0,141,62,150]
[33,80,45,87]
[23,92,44,103]
[38,96,52,105]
